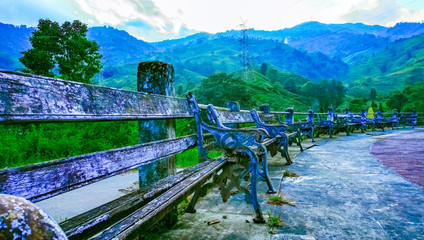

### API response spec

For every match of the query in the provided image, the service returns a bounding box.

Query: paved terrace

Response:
[150,129,424,240]
[36,129,424,239]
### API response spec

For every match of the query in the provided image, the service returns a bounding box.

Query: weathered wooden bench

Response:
[296,109,315,142]
[359,109,376,131]
[388,110,400,130]
[374,111,386,131]
[405,111,418,129]
[315,108,334,138]
[0,69,213,239]
[0,67,289,239]
[251,105,305,164]
[185,93,281,223]
[280,107,306,151]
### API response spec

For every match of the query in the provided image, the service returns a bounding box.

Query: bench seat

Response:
[62,158,226,239]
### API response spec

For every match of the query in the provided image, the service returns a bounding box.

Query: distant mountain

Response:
[215,21,424,59]
[1,21,424,93]
[347,33,424,93]
[151,32,213,50]
[87,26,156,65]
[385,22,424,40]
[0,23,33,70]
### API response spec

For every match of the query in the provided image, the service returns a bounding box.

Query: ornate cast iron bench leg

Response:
[250,109,294,165]
[186,93,274,223]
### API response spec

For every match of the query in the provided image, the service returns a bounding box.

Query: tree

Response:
[194,73,253,108]
[369,88,377,100]
[304,79,345,110]
[260,62,268,75]
[19,19,61,77]
[20,19,102,83]
[284,79,297,93]
[349,98,366,112]
[177,85,183,96]
[386,91,408,111]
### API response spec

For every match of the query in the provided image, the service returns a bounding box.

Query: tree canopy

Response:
[20,19,102,83]
[302,79,345,110]
[194,72,253,109]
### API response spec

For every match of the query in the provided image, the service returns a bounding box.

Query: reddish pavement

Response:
[371,130,424,188]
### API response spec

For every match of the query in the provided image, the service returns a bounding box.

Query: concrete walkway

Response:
[152,129,424,240]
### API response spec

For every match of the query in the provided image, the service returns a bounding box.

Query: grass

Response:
[267,211,282,231]
[0,118,200,170]
[283,170,299,178]
[267,194,296,207]
[175,148,223,168]
[177,197,191,220]
[0,121,139,169]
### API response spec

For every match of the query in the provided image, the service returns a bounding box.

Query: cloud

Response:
[340,0,423,26]
[1,0,423,42]
[73,0,194,41]
[389,7,424,26]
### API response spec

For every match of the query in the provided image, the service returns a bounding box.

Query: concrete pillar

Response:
[225,101,240,128]
[137,61,176,188]
[259,104,270,114]
[285,107,294,124]
[260,104,272,124]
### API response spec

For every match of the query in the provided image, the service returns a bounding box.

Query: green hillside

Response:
[348,33,424,93]
[193,70,313,111]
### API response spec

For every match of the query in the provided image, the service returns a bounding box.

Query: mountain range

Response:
[1,21,423,93]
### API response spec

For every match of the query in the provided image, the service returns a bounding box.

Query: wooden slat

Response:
[61,160,214,239]
[90,158,227,240]
[0,71,193,123]
[63,137,279,239]
[216,110,254,124]
[0,135,197,202]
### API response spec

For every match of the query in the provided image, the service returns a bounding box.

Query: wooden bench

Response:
[0,69,288,239]
[387,111,400,130]
[185,93,285,223]
[252,105,305,164]
[404,111,418,129]
[315,108,334,138]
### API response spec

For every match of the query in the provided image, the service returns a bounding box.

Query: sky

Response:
[0,0,423,42]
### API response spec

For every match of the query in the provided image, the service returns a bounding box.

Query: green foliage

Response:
[349,97,367,112]
[194,72,253,109]
[379,102,384,112]
[369,88,377,100]
[177,85,183,96]
[0,117,205,169]
[0,122,138,169]
[267,211,282,229]
[386,91,408,112]
[177,198,191,220]
[193,71,312,111]
[348,33,424,93]
[175,148,199,168]
[389,83,424,112]
[20,19,102,83]
[301,79,345,109]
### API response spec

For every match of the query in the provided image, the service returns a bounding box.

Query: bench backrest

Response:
[0,71,196,202]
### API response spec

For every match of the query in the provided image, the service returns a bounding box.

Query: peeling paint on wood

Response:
[0,71,192,123]
[91,158,227,240]
[60,161,215,239]
[0,135,197,202]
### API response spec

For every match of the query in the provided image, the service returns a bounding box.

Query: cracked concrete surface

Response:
[151,129,424,239]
